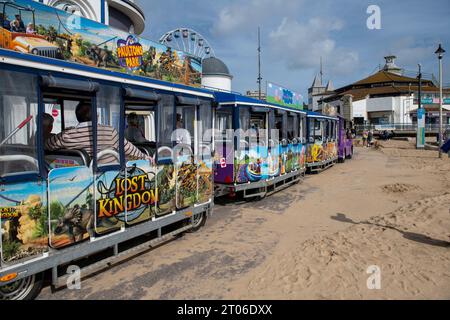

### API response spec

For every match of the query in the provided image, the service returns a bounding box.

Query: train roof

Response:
[0,49,215,99]
[214,91,306,114]
[306,111,339,120]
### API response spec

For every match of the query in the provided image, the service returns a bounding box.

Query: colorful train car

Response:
[306,112,339,172]
[337,115,353,162]
[0,0,356,300]
[0,48,214,300]
[214,92,307,199]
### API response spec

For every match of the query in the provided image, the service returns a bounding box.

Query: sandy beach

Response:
[39,140,450,300]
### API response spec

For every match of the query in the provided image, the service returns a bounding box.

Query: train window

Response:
[287,114,298,141]
[239,107,250,131]
[313,119,323,141]
[332,121,337,140]
[176,105,195,147]
[308,118,314,141]
[299,115,305,142]
[275,113,286,142]
[125,110,155,143]
[97,85,122,165]
[63,100,82,129]
[198,102,213,154]
[215,108,233,142]
[238,107,250,150]
[250,113,267,147]
[159,95,175,149]
[0,70,39,177]
[43,99,80,135]
[331,120,334,140]
[124,92,157,159]
[43,95,94,169]
[43,100,62,135]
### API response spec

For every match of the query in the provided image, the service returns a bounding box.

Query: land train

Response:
[0,4,352,301]
[0,48,353,300]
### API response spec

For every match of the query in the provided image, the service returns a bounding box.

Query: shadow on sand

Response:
[331,213,450,248]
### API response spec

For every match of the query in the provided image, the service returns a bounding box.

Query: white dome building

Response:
[35,0,146,34]
[201,57,233,92]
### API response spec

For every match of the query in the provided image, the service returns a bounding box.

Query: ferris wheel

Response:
[159,28,215,59]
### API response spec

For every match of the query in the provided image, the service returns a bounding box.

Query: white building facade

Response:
[318,56,450,125]
[34,0,145,34]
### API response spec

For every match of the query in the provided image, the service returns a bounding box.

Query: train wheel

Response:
[0,273,43,300]
[187,212,207,233]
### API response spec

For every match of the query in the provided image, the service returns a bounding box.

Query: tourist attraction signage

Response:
[266,82,303,110]
[0,0,202,86]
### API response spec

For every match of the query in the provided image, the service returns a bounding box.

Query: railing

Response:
[355,123,450,133]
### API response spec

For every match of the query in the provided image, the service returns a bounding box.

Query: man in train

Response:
[45,102,154,165]
[174,113,191,145]
[125,112,147,143]
[43,113,56,141]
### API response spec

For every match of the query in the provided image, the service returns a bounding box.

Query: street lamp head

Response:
[435,44,446,59]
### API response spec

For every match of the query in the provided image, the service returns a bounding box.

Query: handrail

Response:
[0,155,38,168]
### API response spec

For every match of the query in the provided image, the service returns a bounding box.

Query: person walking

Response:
[368,130,373,147]
[362,130,368,147]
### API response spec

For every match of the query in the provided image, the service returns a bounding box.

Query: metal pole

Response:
[257,27,262,100]
[439,56,443,158]
[416,64,424,149]
[418,64,422,112]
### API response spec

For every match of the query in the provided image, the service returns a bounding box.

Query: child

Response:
[362,130,368,147]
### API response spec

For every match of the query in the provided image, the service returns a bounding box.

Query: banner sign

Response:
[0,0,202,86]
[266,82,303,110]
[415,97,450,105]
[117,35,144,70]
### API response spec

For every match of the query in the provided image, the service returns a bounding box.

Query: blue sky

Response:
[140,0,450,99]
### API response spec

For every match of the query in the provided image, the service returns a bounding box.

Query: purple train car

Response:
[337,115,353,162]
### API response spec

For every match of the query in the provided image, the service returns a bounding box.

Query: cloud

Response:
[212,0,304,37]
[141,0,450,95]
[268,17,359,75]
[388,37,437,67]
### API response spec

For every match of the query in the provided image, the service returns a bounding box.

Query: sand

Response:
[38,140,450,300]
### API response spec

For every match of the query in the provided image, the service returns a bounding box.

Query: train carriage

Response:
[0,48,214,299]
[213,92,307,199]
[306,112,339,172]
[337,115,354,162]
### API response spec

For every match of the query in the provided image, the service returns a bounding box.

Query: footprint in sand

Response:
[382,183,419,194]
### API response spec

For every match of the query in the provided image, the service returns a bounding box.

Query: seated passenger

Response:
[125,112,147,143]
[43,113,56,141]
[45,102,154,165]
[174,113,191,145]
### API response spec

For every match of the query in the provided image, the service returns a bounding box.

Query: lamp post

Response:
[416,64,424,149]
[435,44,445,158]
